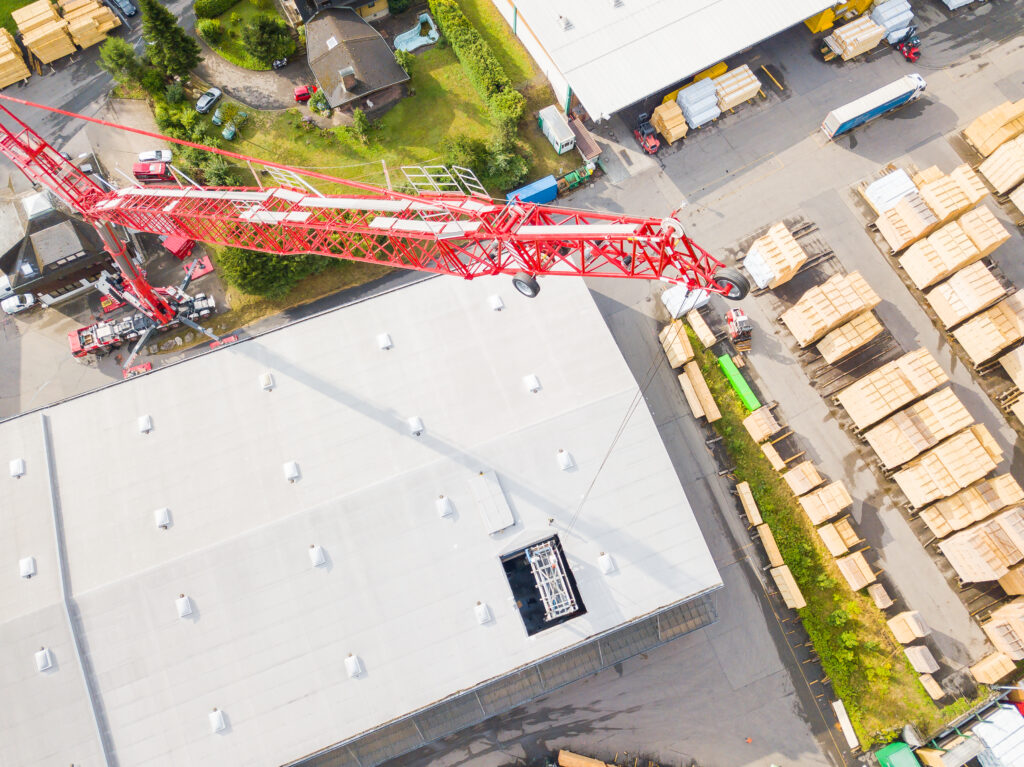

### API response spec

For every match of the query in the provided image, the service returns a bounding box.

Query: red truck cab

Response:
[133,161,174,183]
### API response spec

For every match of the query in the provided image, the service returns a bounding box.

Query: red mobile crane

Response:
[0,95,747,364]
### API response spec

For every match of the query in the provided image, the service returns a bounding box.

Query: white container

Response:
[538,105,575,155]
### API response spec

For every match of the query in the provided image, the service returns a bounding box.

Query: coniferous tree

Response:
[139,0,202,78]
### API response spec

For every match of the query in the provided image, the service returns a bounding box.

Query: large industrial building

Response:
[491,0,832,118]
[0,276,721,766]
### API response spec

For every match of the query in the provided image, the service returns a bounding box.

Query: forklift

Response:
[727,308,753,352]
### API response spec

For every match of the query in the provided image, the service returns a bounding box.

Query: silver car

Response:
[196,87,222,114]
[1,294,36,314]
[138,149,173,163]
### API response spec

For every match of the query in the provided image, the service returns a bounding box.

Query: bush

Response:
[140,67,167,96]
[241,14,292,64]
[250,0,271,8]
[228,11,241,25]
[351,108,370,143]
[388,0,411,12]
[394,48,414,76]
[308,89,330,115]
[165,81,185,103]
[217,247,331,298]
[193,0,235,18]
[196,17,224,43]
[442,133,527,192]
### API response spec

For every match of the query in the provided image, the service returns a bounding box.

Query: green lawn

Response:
[205,0,293,71]
[1,0,32,35]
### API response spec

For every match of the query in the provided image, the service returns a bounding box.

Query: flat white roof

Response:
[0,276,720,766]
[515,0,831,118]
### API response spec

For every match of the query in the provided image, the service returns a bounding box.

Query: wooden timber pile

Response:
[919,474,1024,539]
[0,29,30,88]
[742,406,781,442]
[650,101,687,144]
[657,319,694,368]
[1010,185,1024,218]
[60,0,120,49]
[782,460,823,496]
[979,135,1024,195]
[16,0,75,63]
[963,99,1024,157]
[924,261,1006,329]
[835,348,948,430]
[915,165,983,226]
[799,481,853,525]
[829,16,885,60]
[780,271,879,347]
[713,64,761,110]
[862,387,973,469]
[770,565,806,609]
[983,599,1024,659]
[887,611,930,643]
[939,508,1024,583]
[999,346,1024,389]
[959,204,1012,257]
[816,311,883,364]
[836,550,875,591]
[875,192,939,253]
[952,292,1024,366]
[970,651,1017,684]
[893,425,1003,508]
[743,222,808,290]
[817,518,861,556]
[899,205,1008,290]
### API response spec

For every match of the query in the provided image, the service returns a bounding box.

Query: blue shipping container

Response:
[506,175,558,204]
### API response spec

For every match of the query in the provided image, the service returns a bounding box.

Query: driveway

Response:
[192,37,310,109]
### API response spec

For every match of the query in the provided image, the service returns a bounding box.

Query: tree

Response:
[351,108,370,144]
[394,48,414,76]
[97,37,141,83]
[139,0,201,78]
[241,14,292,65]
[202,156,237,186]
[217,247,330,298]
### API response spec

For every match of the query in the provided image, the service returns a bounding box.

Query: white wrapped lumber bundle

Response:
[676,78,720,129]
[904,645,939,674]
[940,508,1024,583]
[887,611,930,643]
[650,101,687,144]
[999,346,1024,390]
[862,168,917,215]
[835,348,947,430]
[836,551,875,591]
[744,222,808,289]
[783,460,823,496]
[830,16,886,60]
[983,599,1024,660]
[969,651,1016,684]
[799,481,853,525]
[953,292,1024,366]
[0,28,30,89]
[658,320,693,368]
[816,312,883,364]
[920,475,1024,539]
[22,20,75,63]
[863,387,973,469]
[917,167,978,226]
[979,136,1024,195]
[894,425,1003,509]
[770,565,806,609]
[741,406,780,443]
[713,64,760,111]
[925,262,1006,329]
[875,192,939,252]
[13,0,60,34]
[899,217,987,290]
[963,100,1024,157]
[959,205,1011,259]
[780,271,880,347]
[871,0,913,35]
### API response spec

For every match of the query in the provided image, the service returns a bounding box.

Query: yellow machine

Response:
[803,0,873,33]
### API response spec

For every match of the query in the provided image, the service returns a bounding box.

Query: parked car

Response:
[133,162,174,183]
[108,0,136,15]
[221,112,247,140]
[196,87,222,114]
[272,58,287,70]
[211,106,224,126]
[294,85,317,102]
[138,149,172,163]
[1,293,36,314]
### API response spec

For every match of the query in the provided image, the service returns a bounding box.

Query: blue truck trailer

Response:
[821,74,926,139]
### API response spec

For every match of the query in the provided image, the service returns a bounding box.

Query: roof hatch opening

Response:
[501,535,585,635]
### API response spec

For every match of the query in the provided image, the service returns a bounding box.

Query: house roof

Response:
[306,8,408,107]
[0,209,104,290]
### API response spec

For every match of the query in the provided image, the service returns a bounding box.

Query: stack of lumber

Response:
[780,271,879,347]
[743,222,808,290]
[982,599,1024,660]
[836,551,875,591]
[783,460,823,496]
[963,99,1024,157]
[650,101,687,144]
[998,346,1024,390]
[952,292,1024,366]
[558,750,610,767]
[869,583,893,609]
[830,16,885,60]
[899,220,980,290]
[686,309,716,348]
[998,563,1024,595]
[924,261,1006,329]
[875,192,939,252]
[969,651,1016,684]
[894,425,1003,508]
[904,645,939,674]
[799,481,853,525]
[761,442,785,471]
[678,361,720,423]
[863,387,973,469]
[862,169,917,216]
[958,204,1011,258]
[1010,185,1024,218]
[658,320,694,368]
[60,0,120,49]
[757,524,784,567]
[816,312,883,364]
[835,348,947,430]
[736,481,763,526]
[741,406,780,443]
[887,611,930,643]
[919,674,944,701]
[770,565,806,609]
[676,78,719,130]
[979,135,1024,195]
[920,474,1024,539]
[712,64,761,110]
[916,165,982,225]
[817,518,860,556]
[0,29,30,88]
[16,0,75,63]
[939,508,1024,583]
[950,163,989,204]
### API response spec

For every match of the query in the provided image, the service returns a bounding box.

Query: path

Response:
[192,36,309,109]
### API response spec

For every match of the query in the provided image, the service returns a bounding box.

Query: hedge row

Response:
[194,0,235,19]
[428,0,524,130]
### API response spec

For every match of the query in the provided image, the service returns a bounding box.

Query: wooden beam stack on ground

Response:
[782,460,823,496]
[938,507,1024,582]
[868,582,893,609]
[682,361,721,422]
[899,219,980,290]
[761,442,786,471]
[979,135,1024,194]
[1010,184,1024,218]
[875,192,939,252]
[736,481,763,526]
[770,565,806,609]
[998,563,1024,595]
[904,645,939,674]
[0,29,30,88]
[818,517,860,556]
[959,204,1012,258]
[952,292,1024,366]
[742,405,780,442]
[743,222,808,290]
[686,309,717,348]
[963,99,1024,157]
[658,320,694,368]
[894,425,1003,509]
[799,481,853,525]
[862,387,974,469]
[918,674,945,701]
[998,346,1024,390]
[835,348,948,430]
[757,524,784,567]
[780,271,880,347]
[650,101,687,144]
[60,0,120,48]
[557,750,609,767]
[713,64,761,110]
[924,261,1006,329]
[969,651,1017,684]
[981,598,1024,659]
[919,474,1024,539]
[12,0,60,33]
[829,16,885,59]
[887,611,931,643]
[836,550,875,591]
[16,0,75,63]
[916,165,981,226]
[816,311,883,364]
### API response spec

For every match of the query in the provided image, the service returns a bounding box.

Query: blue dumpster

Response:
[506,175,558,204]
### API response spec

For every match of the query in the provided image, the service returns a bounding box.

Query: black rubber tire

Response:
[714,267,750,300]
[512,272,541,298]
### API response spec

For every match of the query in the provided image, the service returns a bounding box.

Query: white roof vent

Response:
[209,708,227,733]
[344,653,364,678]
[408,416,424,437]
[598,552,617,575]
[35,647,53,672]
[154,507,172,530]
[557,14,573,30]
[556,449,575,471]
[10,458,25,478]
[489,295,504,311]
[474,601,492,625]
[523,374,542,394]
[436,494,454,518]
[176,594,194,618]
[283,461,301,483]
[377,332,393,350]
[260,372,275,392]
[19,556,36,579]
[138,414,154,434]
[308,544,327,568]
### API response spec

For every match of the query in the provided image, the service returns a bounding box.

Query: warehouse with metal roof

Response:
[0,276,721,767]
[491,0,832,119]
